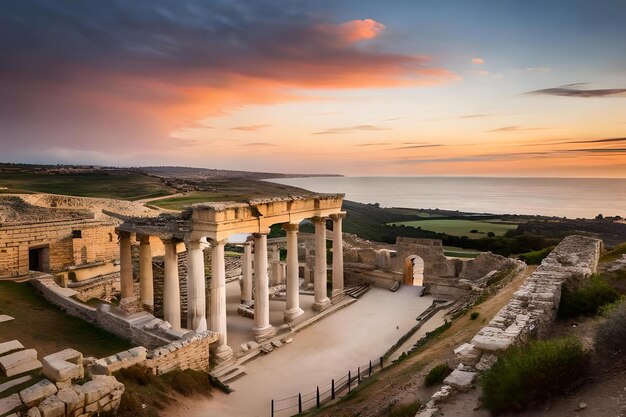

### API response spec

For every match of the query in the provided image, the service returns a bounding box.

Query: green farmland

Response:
[388,219,518,239]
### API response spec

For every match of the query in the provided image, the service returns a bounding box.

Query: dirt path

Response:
[313,266,536,417]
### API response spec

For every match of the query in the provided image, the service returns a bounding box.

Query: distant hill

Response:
[139,166,342,180]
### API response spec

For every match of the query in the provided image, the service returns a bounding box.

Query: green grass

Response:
[443,246,481,258]
[0,170,175,200]
[600,242,626,263]
[480,337,588,414]
[149,192,243,210]
[388,219,518,239]
[0,281,133,357]
[518,246,555,265]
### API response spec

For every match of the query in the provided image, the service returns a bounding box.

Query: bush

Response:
[424,363,452,387]
[558,274,620,318]
[518,246,554,265]
[480,337,588,414]
[389,400,422,417]
[470,312,480,320]
[595,300,626,361]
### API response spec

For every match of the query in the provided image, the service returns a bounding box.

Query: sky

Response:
[1,0,625,177]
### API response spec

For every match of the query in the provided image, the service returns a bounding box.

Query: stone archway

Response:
[404,255,424,286]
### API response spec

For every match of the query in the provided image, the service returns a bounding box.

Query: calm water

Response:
[268,177,626,219]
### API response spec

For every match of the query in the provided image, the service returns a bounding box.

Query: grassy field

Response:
[443,246,481,258]
[150,179,314,211]
[0,281,133,357]
[388,219,518,239]
[0,170,175,200]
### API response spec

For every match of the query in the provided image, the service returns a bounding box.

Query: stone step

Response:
[0,349,42,378]
[0,340,24,356]
[219,367,246,384]
[210,364,237,378]
[0,375,32,395]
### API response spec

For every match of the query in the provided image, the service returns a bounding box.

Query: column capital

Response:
[160,237,180,245]
[311,216,328,224]
[252,232,269,238]
[116,230,131,239]
[186,238,209,250]
[209,238,228,247]
[329,212,347,221]
[136,234,151,243]
[282,222,300,233]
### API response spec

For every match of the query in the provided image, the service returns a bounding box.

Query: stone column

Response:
[209,239,233,363]
[118,231,134,302]
[252,233,276,341]
[330,212,346,297]
[241,240,253,304]
[137,235,154,308]
[186,239,207,332]
[162,239,181,331]
[312,217,331,311]
[283,223,304,322]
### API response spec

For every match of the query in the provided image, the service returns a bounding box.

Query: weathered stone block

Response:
[20,379,58,407]
[42,349,83,383]
[0,340,24,356]
[0,349,42,377]
[0,393,23,416]
[37,395,65,417]
[56,387,83,412]
[443,369,477,392]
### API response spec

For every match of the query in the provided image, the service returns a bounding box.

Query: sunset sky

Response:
[1,0,625,177]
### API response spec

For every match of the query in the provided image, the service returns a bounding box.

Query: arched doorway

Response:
[404,255,424,286]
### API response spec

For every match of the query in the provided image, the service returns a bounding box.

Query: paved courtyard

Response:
[168,284,441,417]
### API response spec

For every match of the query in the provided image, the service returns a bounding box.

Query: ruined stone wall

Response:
[457,235,603,370]
[145,332,213,375]
[0,220,118,277]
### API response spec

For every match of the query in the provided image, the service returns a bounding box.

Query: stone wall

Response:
[458,235,603,369]
[145,332,214,375]
[0,220,118,277]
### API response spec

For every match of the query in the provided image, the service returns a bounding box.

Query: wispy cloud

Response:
[527,83,626,98]
[313,125,391,135]
[389,144,443,150]
[562,137,626,145]
[356,142,392,147]
[471,58,485,65]
[242,142,278,147]
[231,124,270,132]
[487,125,553,133]
[384,117,406,121]
[473,70,504,79]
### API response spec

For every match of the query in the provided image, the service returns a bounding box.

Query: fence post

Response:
[331,379,335,400]
[316,386,320,408]
[369,360,372,377]
[358,367,361,384]
[271,399,274,417]
[348,370,351,392]
[380,356,384,370]
[298,393,302,414]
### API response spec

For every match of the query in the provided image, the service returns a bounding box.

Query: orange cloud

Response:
[337,19,386,42]
[472,57,485,65]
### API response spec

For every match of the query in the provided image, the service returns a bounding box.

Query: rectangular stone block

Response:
[0,393,23,416]
[20,379,58,407]
[0,340,24,356]
[0,349,42,377]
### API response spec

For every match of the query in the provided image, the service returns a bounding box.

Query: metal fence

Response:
[271,356,385,416]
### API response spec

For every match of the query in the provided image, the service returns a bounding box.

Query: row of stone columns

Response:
[117,212,345,362]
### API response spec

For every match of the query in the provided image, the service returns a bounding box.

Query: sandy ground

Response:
[164,285,438,417]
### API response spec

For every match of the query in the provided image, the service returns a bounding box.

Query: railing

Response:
[271,356,385,416]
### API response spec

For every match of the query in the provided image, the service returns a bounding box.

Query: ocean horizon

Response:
[268,176,626,219]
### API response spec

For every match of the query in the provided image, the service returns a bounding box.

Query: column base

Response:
[252,324,277,343]
[283,307,304,322]
[210,344,234,365]
[332,288,344,297]
[312,297,331,312]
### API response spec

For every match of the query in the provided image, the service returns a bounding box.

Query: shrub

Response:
[518,246,554,265]
[470,312,480,320]
[389,400,422,417]
[558,274,620,318]
[480,337,588,414]
[595,300,626,362]
[424,363,452,387]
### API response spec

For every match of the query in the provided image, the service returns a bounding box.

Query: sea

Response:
[267,176,626,219]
